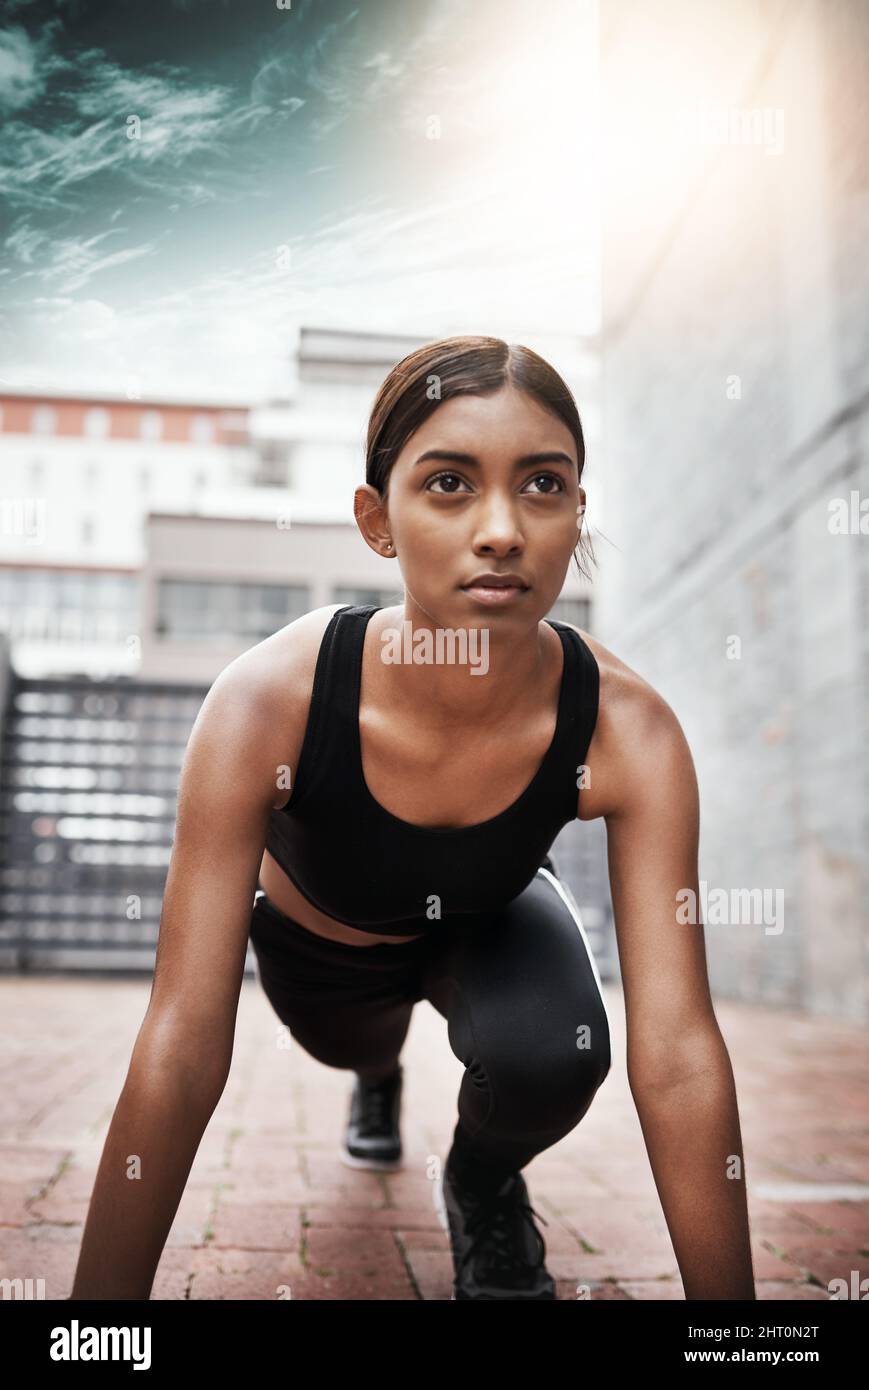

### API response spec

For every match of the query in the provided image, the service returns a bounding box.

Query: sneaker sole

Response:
[432,1173,457,1300]
[339,1145,403,1172]
[433,1170,449,1230]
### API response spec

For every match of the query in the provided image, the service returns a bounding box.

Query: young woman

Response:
[71,336,755,1302]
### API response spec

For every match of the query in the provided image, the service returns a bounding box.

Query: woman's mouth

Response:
[460,580,530,606]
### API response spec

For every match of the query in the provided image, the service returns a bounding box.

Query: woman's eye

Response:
[426,472,470,493]
[425,471,566,495]
[524,473,565,494]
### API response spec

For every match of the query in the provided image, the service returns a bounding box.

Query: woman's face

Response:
[358,383,584,626]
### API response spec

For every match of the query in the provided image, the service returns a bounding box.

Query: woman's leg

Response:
[420,866,612,1190]
[248,892,425,1080]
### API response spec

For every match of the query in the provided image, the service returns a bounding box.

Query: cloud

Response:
[0,22,66,113]
[247,5,421,140]
[6,221,157,292]
[5,219,49,263]
[0,0,598,400]
[43,236,157,294]
[0,1,454,211]
[33,296,119,341]
[0,38,302,214]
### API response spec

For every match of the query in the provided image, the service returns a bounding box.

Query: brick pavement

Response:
[0,974,866,1300]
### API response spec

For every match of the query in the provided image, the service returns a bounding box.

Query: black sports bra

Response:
[264,605,600,936]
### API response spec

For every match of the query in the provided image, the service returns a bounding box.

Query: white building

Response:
[0,388,256,676]
[1,325,598,679]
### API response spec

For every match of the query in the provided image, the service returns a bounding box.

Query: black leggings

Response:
[248,866,612,1185]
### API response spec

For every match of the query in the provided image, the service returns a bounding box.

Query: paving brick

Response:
[1,974,865,1300]
[208,1201,302,1251]
[780,1201,869,1239]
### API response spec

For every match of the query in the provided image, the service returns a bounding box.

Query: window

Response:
[139,466,151,491]
[190,414,214,445]
[254,440,291,487]
[81,516,95,546]
[0,569,138,642]
[155,580,310,642]
[29,459,44,488]
[84,407,110,438]
[139,410,162,441]
[32,405,56,435]
[84,461,100,489]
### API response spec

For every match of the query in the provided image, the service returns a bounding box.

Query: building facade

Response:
[0,389,253,676]
[598,0,869,1018]
[1,324,597,679]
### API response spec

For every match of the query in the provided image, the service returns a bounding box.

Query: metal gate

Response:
[0,671,209,972]
[549,816,616,981]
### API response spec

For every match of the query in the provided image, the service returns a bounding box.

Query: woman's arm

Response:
[603,684,756,1301]
[70,652,287,1300]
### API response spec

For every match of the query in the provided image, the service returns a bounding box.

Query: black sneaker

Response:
[433,1153,556,1300]
[339,1063,403,1171]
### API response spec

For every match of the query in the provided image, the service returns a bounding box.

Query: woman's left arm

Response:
[603,688,756,1301]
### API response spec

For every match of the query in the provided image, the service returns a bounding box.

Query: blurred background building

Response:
[0,325,593,681]
[1,0,865,1024]
[595,0,869,1020]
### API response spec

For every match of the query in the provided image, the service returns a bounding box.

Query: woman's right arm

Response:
[70,652,288,1300]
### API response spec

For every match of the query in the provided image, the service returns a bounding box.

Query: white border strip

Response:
[537,865,614,1049]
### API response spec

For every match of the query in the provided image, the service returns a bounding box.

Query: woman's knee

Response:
[573,1010,612,1091]
[478,1020,611,1134]
[537,1038,610,1125]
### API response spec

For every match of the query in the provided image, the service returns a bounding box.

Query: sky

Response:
[0,0,601,401]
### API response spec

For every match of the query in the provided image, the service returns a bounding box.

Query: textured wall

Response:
[598,0,868,1017]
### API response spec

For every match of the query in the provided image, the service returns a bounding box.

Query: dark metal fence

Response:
[0,673,208,972]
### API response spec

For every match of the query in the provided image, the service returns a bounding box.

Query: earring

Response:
[384,541,393,552]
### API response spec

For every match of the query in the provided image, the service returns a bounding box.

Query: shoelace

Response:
[357,1073,399,1135]
[455,1177,550,1283]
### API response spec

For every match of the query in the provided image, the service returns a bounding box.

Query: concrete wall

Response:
[598,0,868,1018]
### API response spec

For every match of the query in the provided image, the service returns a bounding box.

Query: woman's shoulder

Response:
[557,622,694,820]
[557,622,664,717]
[211,603,345,708]
[195,605,347,804]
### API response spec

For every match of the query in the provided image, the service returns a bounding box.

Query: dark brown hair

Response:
[365,334,596,580]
